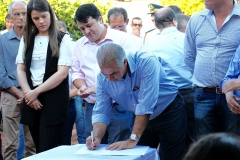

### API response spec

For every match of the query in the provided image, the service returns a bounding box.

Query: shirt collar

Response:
[83,24,114,45]
[126,52,137,76]
[200,2,240,18]
[8,27,21,40]
[160,27,178,36]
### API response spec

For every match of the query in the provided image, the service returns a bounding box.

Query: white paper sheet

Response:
[74,144,149,156]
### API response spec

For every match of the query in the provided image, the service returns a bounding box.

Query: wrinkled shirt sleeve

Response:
[135,55,160,115]
[92,74,112,125]
[184,18,196,74]
[220,45,240,90]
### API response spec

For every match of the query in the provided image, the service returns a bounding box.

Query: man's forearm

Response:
[132,114,150,138]
[93,122,107,140]
[73,78,87,89]
[6,86,22,99]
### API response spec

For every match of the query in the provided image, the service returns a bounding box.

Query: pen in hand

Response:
[91,131,94,150]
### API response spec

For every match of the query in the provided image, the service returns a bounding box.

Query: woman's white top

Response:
[16,34,73,87]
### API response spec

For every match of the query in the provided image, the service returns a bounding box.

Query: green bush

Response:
[0,0,112,41]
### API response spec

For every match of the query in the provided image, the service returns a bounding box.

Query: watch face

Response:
[130,134,139,141]
[131,134,136,139]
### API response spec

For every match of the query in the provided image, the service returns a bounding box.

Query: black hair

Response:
[107,7,128,23]
[184,133,240,160]
[155,8,175,29]
[131,17,142,23]
[74,3,101,23]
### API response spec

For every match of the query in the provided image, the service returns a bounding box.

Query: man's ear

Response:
[126,18,129,25]
[173,18,178,26]
[98,16,103,24]
[7,14,12,20]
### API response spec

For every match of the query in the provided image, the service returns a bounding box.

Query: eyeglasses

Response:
[132,24,142,27]
[13,12,26,18]
[109,25,125,30]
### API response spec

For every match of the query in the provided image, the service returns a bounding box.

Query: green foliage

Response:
[0,0,112,41]
[0,0,10,31]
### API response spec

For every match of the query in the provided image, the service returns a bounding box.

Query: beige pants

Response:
[1,91,35,160]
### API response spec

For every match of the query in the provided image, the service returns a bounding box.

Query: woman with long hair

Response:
[16,0,72,153]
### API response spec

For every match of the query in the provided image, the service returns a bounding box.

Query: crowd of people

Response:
[1,0,240,160]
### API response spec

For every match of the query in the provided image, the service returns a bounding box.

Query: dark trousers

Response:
[138,94,187,160]
[28,94,64,153]
[179,88,196,147]
[59,99,76,145]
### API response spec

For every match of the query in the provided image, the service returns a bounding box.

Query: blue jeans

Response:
[59,99,76,145]
[138,94,187,160]
[194,88,240,137]
[17,124,24,159]
[85,101,132,144]
[75,97,86,144]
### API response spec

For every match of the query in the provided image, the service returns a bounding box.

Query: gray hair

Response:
[96,43,126,67]
[8,0,27,15]
[176,14,190,33]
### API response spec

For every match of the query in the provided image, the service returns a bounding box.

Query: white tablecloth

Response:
[23,144,160,160]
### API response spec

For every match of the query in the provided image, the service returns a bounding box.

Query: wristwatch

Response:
[130,134,140,142]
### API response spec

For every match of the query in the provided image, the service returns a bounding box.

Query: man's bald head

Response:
[154,7,176,30]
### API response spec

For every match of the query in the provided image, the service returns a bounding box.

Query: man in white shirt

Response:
[130,17,144,40]
[107,7,142,50]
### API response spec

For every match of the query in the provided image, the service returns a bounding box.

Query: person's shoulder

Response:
[145,28,157,34]
[189,9,209,22]
[111,28,128,37]
[129,50,156,62]
[0,29,8,35]
[75,36,88,45]
[0,31,10,41]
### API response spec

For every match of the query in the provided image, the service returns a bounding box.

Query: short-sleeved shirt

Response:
[16,34,72,87]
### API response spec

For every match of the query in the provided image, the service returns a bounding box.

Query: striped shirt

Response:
[184,3,240,87]
[92,51,178,125]
[220,45,240,98]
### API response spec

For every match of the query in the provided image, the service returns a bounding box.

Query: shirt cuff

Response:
[92,114,110,126]
[135,103,153,115]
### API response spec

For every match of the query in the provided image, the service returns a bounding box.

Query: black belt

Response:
[196,86,223,94]
[85,101,119,106]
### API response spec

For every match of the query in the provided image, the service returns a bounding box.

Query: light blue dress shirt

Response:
[0,28,21,90]
[184,2,240,87]
[92,51,178,125]
[220,45,240,98]
[146,27,192,89]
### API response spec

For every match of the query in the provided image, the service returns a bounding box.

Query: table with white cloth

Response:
[23,144,160,160]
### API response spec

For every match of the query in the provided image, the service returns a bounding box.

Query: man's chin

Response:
[110,79,119,82]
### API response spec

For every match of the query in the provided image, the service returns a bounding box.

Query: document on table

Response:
[74,144,149,156]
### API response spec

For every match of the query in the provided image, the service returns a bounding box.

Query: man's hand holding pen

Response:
[86,132,101,150]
